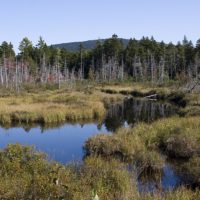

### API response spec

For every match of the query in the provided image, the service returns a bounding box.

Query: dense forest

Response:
[0,34,200,90]
[52,38,130,51]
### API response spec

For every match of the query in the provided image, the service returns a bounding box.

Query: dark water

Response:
[104,97,177,131]
[0,98,181,191]
[137,164,182,193]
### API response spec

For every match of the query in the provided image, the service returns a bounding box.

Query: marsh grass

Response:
[181,156,200,186]
[0,144,199,200]
[84,128,164,173]
[0,82,198,126]
[84,116,200,186]
[141,117,200,159]
[135,151,165,175]
[84,129,146,161]
[102,87,188,107]
[0,83,199,198]
[179,92,200,116]
[100,83,200,118]
[0,88,124,125]
[0,144,138,200]
[142,187,200,200]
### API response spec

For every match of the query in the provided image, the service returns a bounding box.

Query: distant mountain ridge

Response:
[52,38,130,51]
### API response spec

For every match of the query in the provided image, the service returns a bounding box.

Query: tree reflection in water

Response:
[104,98,178,132]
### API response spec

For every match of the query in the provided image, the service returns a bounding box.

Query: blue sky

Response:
[0,0,200,52]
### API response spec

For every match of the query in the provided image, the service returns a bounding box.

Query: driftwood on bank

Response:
[145,94,158,99]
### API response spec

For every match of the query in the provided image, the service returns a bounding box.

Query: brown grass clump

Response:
[84,128,146,162]
[0,88,124,125]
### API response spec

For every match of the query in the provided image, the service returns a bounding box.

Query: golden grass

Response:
[180,92,200,116]
[97,82,172,94]
[0,82,198,125]
[85,116,200,157]
[0,88,124,125]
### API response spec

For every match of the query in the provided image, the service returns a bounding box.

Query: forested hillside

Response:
[0,34,199,91]
[52,38,129,51]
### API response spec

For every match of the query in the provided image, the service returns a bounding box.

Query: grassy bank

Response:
[84,116,200,186]
[0,86,123,125]
[85,116,199,160]
[101,85,188,107]
[0,144,199,200]
[100,82,200,117]
[0,81,198,125]
[99,82,172,96]
[180,92,200,116]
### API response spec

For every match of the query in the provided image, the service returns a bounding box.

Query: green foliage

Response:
[0,143,199,199]
[19,37,33,59]
[103,34,124,60]
[0,41,15,58]
[0,144,137,200]
[1,34,199,84]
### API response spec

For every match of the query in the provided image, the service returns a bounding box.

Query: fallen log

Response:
[145,94,158,99]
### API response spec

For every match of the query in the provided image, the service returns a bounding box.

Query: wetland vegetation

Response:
[0,81,199,200]
[0,34,199,199]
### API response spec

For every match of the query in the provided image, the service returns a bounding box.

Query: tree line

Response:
[0,34,200,91]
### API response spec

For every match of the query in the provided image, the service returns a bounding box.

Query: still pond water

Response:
[0,98,182,191]
[0,98,176,163]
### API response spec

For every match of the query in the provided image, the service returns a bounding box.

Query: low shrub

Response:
[0,144,138,200]
[0,144,199,199]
